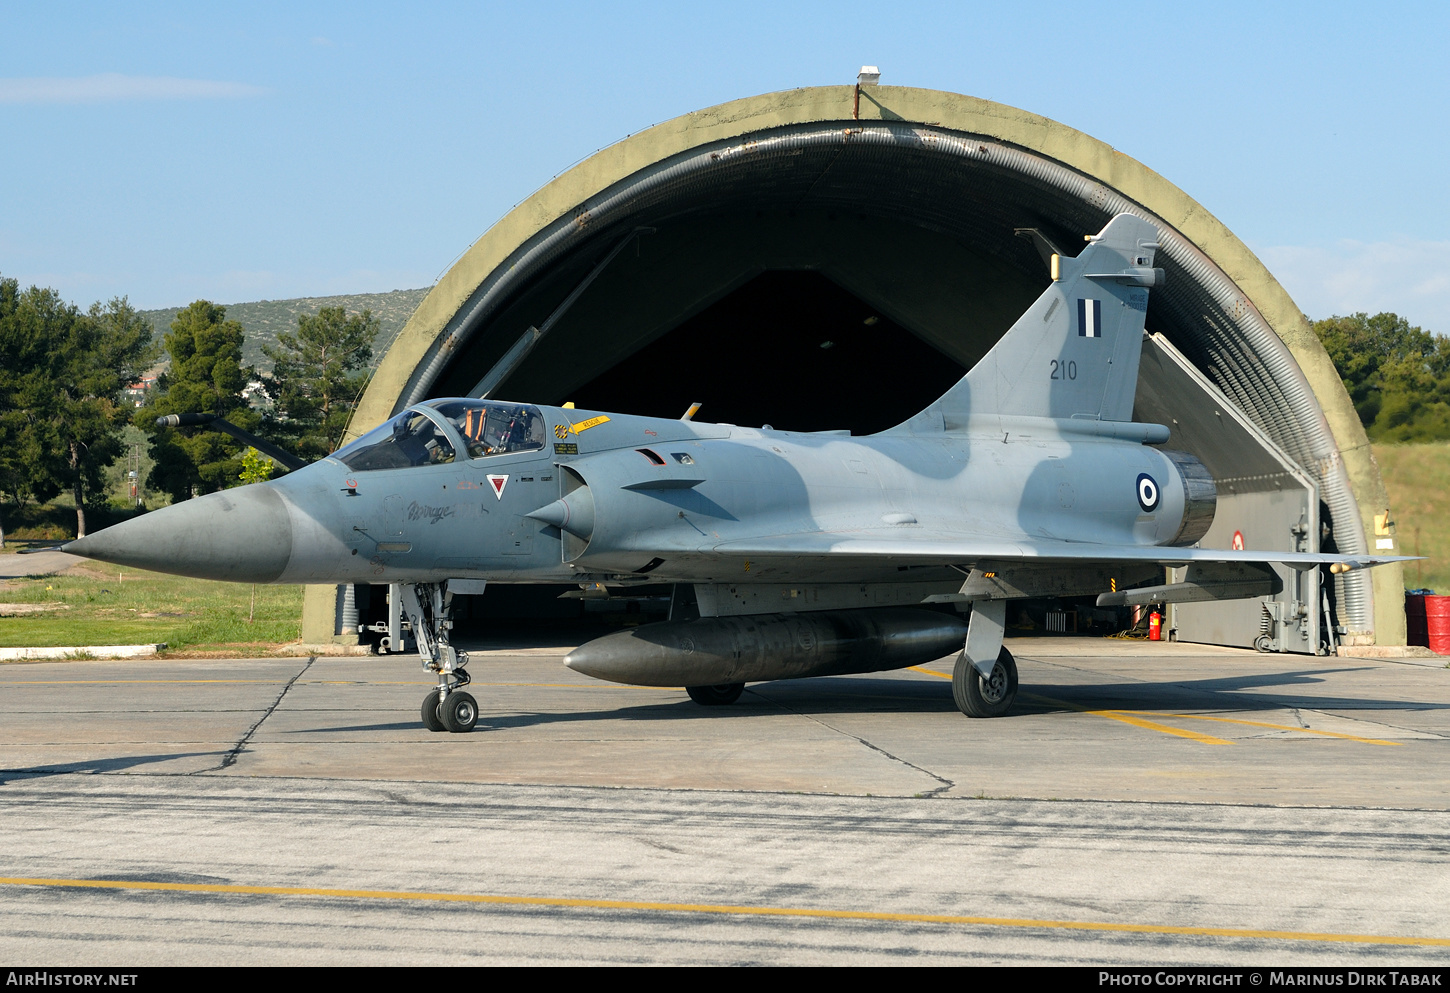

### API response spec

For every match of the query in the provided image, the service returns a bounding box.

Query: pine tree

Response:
[142,301,261,503]
[263,305,377,459]
[0,278,155,538]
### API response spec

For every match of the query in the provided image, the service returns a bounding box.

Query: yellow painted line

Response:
[474,682,682,690]
[1024,694,1234,745]
[327,681,684,691]
[1138,712,1404,747]
[0,679,289,685]
[912,667,1397,748]
[906,670,1230,745]
[0,876,1444,948]
[0,679,680,691]
[907,666,950,678]
[468,682,683,691]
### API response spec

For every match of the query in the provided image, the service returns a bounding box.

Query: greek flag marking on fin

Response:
[1078,298,1101,337]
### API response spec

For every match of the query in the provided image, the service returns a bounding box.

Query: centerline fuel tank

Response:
[564,607,968,686]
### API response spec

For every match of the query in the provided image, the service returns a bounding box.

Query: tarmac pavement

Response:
[0,549,82,580]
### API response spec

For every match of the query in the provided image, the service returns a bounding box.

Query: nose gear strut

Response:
[399,582,477,733]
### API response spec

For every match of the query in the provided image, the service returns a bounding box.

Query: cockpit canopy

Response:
[332,400,546,471]
[428,399,546,460]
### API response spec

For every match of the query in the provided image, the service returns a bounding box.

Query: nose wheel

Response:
[439,691,478,732]
[421,675,477,733]
[421,690,446,732]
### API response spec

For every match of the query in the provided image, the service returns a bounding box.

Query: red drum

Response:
[1426,595,1450,655]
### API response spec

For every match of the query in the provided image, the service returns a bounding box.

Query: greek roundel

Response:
[1136,473,1160,512]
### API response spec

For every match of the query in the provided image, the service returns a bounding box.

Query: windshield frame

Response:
[328,405,465,472]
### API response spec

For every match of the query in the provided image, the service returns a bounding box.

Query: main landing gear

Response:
[952,599,1018,718]
[400,582,478,733]
[686,683,744,706]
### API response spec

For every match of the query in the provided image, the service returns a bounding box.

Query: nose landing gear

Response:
[401,582,478,734]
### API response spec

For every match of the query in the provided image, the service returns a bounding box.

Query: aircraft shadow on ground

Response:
[744,667,1447,717]
[477,687,965,729]
[288,679,960,734]
[282,667,1446,735]
[0,751,218,781]
[1015,665,1450,715]
[300,721,443,733]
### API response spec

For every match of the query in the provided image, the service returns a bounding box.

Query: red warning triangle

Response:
[486,474,508,500]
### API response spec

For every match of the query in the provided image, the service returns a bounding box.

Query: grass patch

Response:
[1374,442,1450,593]
[0,563,302,652]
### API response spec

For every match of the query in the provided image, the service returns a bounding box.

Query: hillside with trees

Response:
[0,279,430,542]
[1313,312,1450,442]
[138,287,430,374]
[0,278,157,541]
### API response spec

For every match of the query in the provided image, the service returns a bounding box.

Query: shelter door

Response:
[1135,334,1321,653]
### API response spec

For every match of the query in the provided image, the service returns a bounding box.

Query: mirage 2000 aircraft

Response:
[61,214,1410,733]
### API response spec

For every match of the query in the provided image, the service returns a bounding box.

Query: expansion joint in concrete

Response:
[212,657,315,771]
[745,687,955,797]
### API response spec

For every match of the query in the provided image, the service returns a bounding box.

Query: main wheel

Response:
[952,647,1018,718]
[686,683,744,706]
[440,691,479,733]
[421,690,446,732]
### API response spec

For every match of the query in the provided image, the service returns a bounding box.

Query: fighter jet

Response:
[61,214,1409,732]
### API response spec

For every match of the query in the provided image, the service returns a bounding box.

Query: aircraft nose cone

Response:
[64,484,293,583]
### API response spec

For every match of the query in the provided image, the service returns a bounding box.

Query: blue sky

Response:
[3,1,1448,329]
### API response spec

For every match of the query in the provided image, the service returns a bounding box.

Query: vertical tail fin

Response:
[921,213,1163,426]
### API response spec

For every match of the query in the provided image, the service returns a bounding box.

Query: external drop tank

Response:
[564,608,968,687]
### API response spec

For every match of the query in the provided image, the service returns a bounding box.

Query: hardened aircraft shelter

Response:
[304,83,1404,651]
